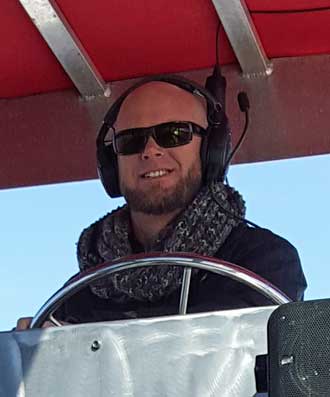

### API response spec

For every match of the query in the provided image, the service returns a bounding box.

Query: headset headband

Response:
[98,74,222,143]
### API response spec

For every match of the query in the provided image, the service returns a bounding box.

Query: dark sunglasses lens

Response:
[114,122,200,155]
[115,132,146,155]
[155,123,192,148]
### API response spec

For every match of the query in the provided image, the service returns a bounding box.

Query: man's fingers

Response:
[42,321,57,328]
[16,317,32,330]
[16,317,70,330]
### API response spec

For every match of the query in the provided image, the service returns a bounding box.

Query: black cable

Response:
[216,22,221,66]
[224,91,250,172]
[251,6,330,14]
[213,22,260,228]
[225,110,249,169]
[211,189,261,229]
[212,105,261,229]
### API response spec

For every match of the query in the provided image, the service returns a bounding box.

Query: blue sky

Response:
[1,154,329,330]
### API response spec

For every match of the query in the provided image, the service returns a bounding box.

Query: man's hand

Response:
[16,317,32,330]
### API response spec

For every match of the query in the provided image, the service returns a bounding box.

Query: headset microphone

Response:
[209,88,260,229]
[237,92,250,112]
[223,91,251,173]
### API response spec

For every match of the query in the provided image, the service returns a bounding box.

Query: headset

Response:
[96,72,232,198]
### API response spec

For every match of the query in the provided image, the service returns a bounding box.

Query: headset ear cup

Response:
[97,144,121,198]
[204,118,231,183]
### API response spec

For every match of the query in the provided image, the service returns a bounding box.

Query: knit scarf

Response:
[78,182,246,303]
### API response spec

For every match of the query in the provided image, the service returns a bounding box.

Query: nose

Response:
[141,136,164,160]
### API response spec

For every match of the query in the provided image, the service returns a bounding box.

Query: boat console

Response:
[1,255,328,396]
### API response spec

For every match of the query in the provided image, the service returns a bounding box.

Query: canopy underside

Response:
[1,0,329,189]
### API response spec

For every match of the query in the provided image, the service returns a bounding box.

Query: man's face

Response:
[115,82,208,214]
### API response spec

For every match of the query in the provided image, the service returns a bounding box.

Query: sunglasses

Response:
[110,121,207,155]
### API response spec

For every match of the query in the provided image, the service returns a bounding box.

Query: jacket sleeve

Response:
[191,225,308,311]
[220,225,307,303]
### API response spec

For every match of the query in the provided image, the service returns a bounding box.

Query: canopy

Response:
[1,0,329,189]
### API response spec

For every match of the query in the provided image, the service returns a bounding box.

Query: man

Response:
[17,77,307,328]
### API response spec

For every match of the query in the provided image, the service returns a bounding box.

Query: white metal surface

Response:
[19,0,110,98]
[211,0,272,77]
[0,306,275,397]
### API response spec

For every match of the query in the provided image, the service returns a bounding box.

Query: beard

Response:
[98,163,202,306]
[121,163,202,215]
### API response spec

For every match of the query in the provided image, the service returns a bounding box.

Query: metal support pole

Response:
[211,0,273,77]
[19,0,110,98]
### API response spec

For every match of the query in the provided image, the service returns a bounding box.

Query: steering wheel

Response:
[30,253,290,328]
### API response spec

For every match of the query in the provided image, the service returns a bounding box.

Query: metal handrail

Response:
[30,253,290,328]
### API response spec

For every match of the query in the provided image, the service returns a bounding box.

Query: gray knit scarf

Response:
[78,182,246,303]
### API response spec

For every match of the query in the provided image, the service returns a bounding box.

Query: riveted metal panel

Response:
[0,306,275,397]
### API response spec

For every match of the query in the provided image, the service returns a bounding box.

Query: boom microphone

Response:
[237,92,250,112]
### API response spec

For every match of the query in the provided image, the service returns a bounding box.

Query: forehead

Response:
[115,81,207,130]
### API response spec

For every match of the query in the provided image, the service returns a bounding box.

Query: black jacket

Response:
[56,223,307,323]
